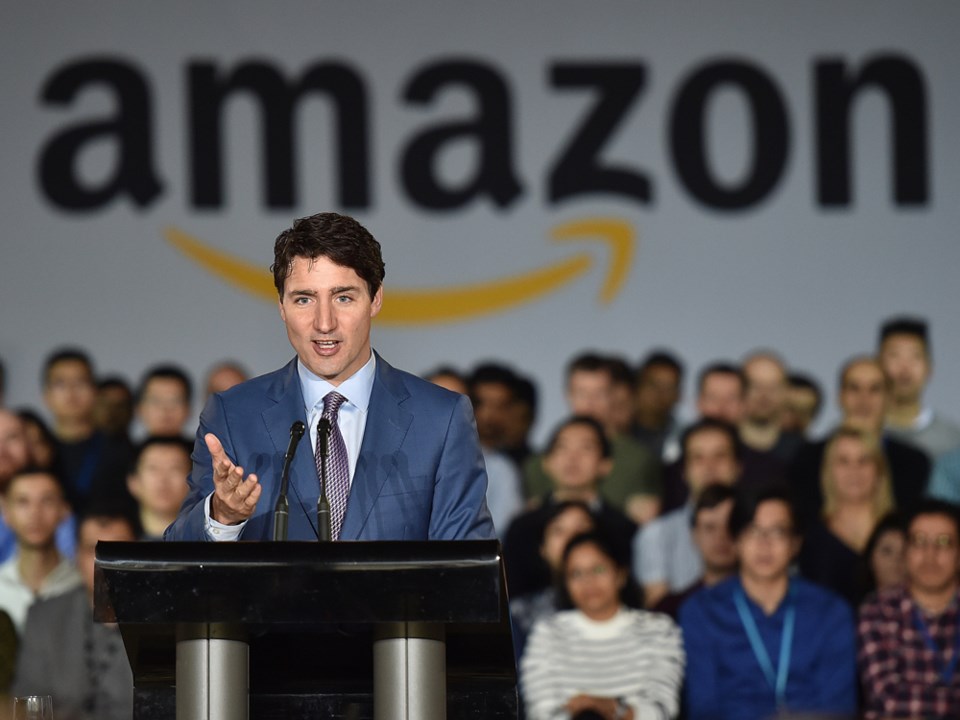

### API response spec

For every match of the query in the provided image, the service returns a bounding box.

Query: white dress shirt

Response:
[205,352,378,541]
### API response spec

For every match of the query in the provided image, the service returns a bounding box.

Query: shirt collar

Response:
[911,407,935,431]
[297,351,377,413]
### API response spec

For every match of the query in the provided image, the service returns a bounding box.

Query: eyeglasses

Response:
[908,533,957,551]
[743,525,793,543]
[567,564,611,581]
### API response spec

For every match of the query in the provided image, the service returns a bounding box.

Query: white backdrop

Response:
[2,1,959,441]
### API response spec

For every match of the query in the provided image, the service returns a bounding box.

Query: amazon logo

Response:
[165,218,634,324]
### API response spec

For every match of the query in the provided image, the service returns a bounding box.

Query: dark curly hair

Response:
[271,212,385,299]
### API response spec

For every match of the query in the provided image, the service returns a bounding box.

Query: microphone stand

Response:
[272,421,305,541]
[317,418,332,542]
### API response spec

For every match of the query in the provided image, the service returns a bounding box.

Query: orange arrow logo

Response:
[164,217,635,325]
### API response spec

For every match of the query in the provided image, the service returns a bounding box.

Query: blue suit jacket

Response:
[165,354,495,541]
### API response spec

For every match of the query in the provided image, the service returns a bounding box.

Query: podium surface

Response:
[95,541,517,720]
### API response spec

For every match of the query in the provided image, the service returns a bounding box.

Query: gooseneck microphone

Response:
[272,420,306,541]
[317,418,332,542]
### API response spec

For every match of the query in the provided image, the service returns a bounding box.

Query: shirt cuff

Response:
[204,494,246,541]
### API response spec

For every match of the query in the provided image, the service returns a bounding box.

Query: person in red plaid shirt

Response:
[858,499,960,719]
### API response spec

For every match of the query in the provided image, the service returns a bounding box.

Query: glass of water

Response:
[12,696,53,720]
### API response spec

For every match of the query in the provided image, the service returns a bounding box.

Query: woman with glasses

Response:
[520,531,684,720]
[679,484,857,720]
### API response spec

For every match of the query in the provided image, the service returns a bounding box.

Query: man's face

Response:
[43,359,96,425]
[736,500,799,584]
[742,357,787,426]
[781,385,819,435]
[839,361,886,432]
[684,428,740,494]
[635,365,680,419]
[128,444,191,517]
[471,382,513,449]
[879,334,930,405]
[0,473,66,550]
[543,423,610,493]
[608,381,634,436]
[502,400,533,449]
[278,255,382,386]
[0,411,29,485]
[137,378,190,436]
[94,385,133,436]
[566,370,612,425]
[206,366,246,397]
[692,498,737,575]
[697,373,744,425]
[905,513,960,599]
[77,517,137,598]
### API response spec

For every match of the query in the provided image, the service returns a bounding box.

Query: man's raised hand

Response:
[206,432,262,525]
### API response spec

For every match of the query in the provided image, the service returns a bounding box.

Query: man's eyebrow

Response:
[330,285,361,295]
[288,289,317,297]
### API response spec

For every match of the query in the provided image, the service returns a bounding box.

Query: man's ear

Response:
[370,287,383,318]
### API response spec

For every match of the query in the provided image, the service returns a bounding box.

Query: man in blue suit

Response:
[165,213,495,542]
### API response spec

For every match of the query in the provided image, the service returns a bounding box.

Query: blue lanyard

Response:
[734,584,795,708]
[911,605,960,685]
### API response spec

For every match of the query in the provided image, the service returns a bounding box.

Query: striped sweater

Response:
[520,606,684,720]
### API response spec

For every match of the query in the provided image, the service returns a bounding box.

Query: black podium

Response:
[94,541,517,720]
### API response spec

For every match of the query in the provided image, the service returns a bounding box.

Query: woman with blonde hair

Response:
[798,425,895,605]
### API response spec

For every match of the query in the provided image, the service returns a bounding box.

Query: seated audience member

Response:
[521,531,684,720]
[510,501,596,655]
[42,348,134,514]
[855,512,906,604]
[0,467,81,634]
[654,483,737,619]
[504,417,636,598]
[0,412,76,563]
[928,444,960,506]
[524,354,661,524]
[606,356,638,438]
[798,426,895,605]
[465,365,525,538]
[858,500,960,719]
[204,360,248,399]
[423,366,469,396]
[127,436,191,540]
[16,410,57,470]
[789,356,930,525]
[13,504,135,720]
[135,364,193,439]
[680,485,857,720]
[879,317,960,459]
[738,351,803,464]
[632,350,684,461]
[502,374,537,471]
[93,377,135,441]
[634,418,741,608]
[781,372,823,439]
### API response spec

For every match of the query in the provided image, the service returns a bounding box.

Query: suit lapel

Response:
[261,358,319,539]
[340,354,412,540]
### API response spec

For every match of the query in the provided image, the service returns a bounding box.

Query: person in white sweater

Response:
[520,531,685,720]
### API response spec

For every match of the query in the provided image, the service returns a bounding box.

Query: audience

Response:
[203,360,248,399]
[16,410,57,470]
[738,351,803,465]
[126,436,191,540]
[798,425,895,605]
[856,511,906,604]
[929,444,960,505]
[521,531,684,720]
[42,349,134,515]
[524,354,662,525]
[135,364,193,439]
[509,500,596,655]
[505,416,636,598]
[654,483,737,619]
[789,355,931,524]
[13,504,136,720]
[93,377,135,441]
[781,372,823,438]
[502,374,537,471]
[879,317,960,459]
[632,351,684,461]
[634,418,741,608]
[680,484,857,720]
[858,499,960,719]
[0,467,81,634]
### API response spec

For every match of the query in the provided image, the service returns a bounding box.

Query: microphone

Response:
[317,418,332,542]
[272,420,305,542]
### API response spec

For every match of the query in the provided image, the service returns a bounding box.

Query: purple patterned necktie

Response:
[317,391,351,540]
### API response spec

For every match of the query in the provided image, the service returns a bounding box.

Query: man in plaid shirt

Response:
[858,499,960,719]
